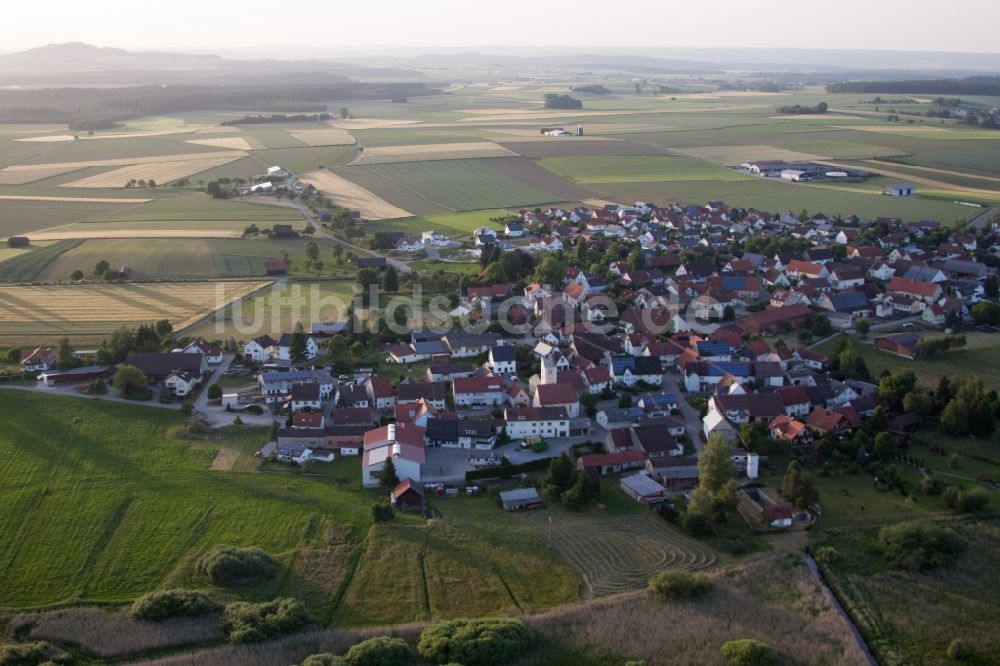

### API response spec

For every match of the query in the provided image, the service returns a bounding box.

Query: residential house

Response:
[362,423,426,488]
[19,347,56,373]
[488,346,518,375]
[503,407,570,439]
[452,376,505,407]
[609,355,664,387]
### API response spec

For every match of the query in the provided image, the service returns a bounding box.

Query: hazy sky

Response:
[5,0,999,55]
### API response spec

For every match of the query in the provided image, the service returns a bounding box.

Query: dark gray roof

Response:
[490,345,518,362]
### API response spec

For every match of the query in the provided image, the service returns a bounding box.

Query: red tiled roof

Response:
[535,382,578,405]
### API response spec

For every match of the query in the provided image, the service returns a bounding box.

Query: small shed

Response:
[765,503,794,529]
[390,478,425,510]
[883,183,916,197]
[499,487,543,511]
[619,473,667,508]
[264,259,287,276]
[221,393,239,409]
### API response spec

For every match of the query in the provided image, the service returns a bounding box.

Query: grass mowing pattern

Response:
[0,393,371,611]
[0,239,81,281]
[523,511,717,596]
[335,498,579,626]
[363,159,561,211]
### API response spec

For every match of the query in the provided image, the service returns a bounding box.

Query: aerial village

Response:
[19,188,999,524]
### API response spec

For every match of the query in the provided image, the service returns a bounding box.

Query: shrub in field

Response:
[720,638,781,666]
[682,511,713,536]
[954,487,989,513]
[207,384,222,400]
[221,598,312,644]
[417,618,534,666]
[345,636,413,666]
[877,522,965,572]
[648,571,713,601]
[947,638,971,661]
[301,654,349,666]
[0,641,70,665]
[196,545,278,586]
[371,503,395,523]
[129,588,220,621]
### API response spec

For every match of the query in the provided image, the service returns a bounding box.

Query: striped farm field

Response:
[32,238,219,281]
[0,280,270,344]
[60,156,243,188]
[523,510,717,596]
[363,158,561,211]
[540,154,755,183]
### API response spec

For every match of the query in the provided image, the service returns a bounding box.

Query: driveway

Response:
[193,354,235,413]
[501,434,597,465]
[0,382,181,410]
[661,373,705,452]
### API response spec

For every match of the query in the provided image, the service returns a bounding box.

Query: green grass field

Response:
[0,199,144,237]
[363,159,561,211]
[815,333,1000,391]
[817,520,1000,665]
[0,239,81,281]
[0,393,371,610]
[182,278,356,340]
[90,197,303,223]
[539,154,753,183]
[368,209,510,236]
[0,392,582,622]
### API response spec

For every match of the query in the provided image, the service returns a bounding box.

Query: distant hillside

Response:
[0,43,423,86]
[0,82,443,124]
[826,76,1000,96]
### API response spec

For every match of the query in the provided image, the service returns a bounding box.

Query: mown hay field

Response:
[60,156,243,188]
[522,508,717,596]
[0,280,270,342]
[362,158,562,211]
[335,498,579,626]
[299,170,412,219]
